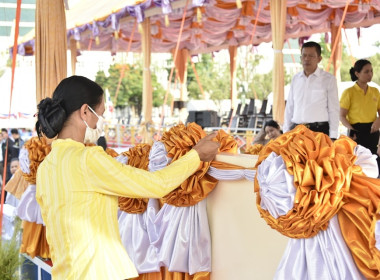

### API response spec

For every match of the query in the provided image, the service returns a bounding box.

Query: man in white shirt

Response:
[283,41,339,139]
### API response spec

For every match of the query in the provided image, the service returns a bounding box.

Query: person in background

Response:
[35,75,220,280]
[11,128,24,157]
[283,41,340,139]
[4,158,20,207]
[1,128,16,183]
[253,120,283,145]
[340,59,380,173]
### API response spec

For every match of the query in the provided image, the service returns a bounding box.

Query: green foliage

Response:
[187,54,230,100]
[319,36,354,81]
[95,63,165,114]
[0,217,22,280]
[368,52,380,85]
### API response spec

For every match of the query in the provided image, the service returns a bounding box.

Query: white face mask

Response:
[83,105,104,144]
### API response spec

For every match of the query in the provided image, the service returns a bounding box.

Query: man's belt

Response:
[297,121,329,129]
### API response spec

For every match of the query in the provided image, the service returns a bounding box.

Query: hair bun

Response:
[349,67,357,82]
[36,97,67,138]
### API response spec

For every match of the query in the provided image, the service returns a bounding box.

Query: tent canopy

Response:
[14,0,380,56]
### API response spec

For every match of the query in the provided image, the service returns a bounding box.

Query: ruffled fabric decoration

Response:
[119,123,249,280]
[22,137,52,185]
[254,125,380,279]
[161,124,238,206]
[18,137,51,259]
[245,143,264,155]
[118,144,151,214]
[17,184,44,225]
[4,168,29,199]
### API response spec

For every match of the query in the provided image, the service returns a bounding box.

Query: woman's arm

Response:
[339,107,354,131]
[370,109,380,133]
[87,133,219,198]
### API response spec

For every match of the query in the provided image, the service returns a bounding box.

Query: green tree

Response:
[319,36,354,81]
[369,51,380,85]
[95,63,165,115]
[186,54,230,100]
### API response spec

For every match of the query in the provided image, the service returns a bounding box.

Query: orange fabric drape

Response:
[161,123,237,206]
[141,18,153,123]
[338,175,380,279]
[69,39,77,75]
[270,0,287,124]
[173,49,189,101]
[118,144,151,214]
[254,125,380,278]
[18,137,52,259]
[229,45,238,111]
[22,137,52,185]
[4,168,29,199]
[20,221,50,259]
[331,24,343,82]
[35,0,67,102]
[255,125,347,238]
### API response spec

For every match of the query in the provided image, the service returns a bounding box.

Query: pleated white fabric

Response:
[119,200,160,273]
[118,141,211,274]
[274,215,365,280]
[257,145,377,280]
[17,184,44,225]
[19,147,30,174]
[257,152,295,219]
[207,166,256,181]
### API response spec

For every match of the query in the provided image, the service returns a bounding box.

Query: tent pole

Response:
[331,25,342,83]
[141,18,152,123]
[270,0,287,124]
[229,45,238,111]
[69,39,77,75]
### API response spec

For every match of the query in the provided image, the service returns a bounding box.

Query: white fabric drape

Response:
[118,141,211,274]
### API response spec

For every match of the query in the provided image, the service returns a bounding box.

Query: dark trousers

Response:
[350,122,380,174]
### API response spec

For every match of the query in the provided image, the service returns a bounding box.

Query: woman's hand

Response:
[371,117,380,133]
[193,132,220,162]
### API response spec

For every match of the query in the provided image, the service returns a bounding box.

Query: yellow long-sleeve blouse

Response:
[36,139,200,280]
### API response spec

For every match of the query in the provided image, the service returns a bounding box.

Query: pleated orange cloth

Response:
[4,168,29,199]
[22,137,52,185]
[20,221,50,259]
[245,143,264,155]
[254,125,380,279]
[19,137,52,259]
[118,144,151,214]
[161,123,237,207]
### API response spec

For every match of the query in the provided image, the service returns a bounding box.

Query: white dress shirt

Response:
[283,67,340,139]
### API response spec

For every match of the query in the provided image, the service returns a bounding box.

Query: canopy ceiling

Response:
[14,0,380,56]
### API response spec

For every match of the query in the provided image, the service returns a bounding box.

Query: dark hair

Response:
[264,120,280,130]
[10,128,19,135]
[301,41,321,56]
[10,157,19,164]
[1,128,7,133]
[349,59,371,81]
[36,76,104,138]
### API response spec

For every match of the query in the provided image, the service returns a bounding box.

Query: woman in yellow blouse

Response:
[340,59,380,173]
[35,76,220,280]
